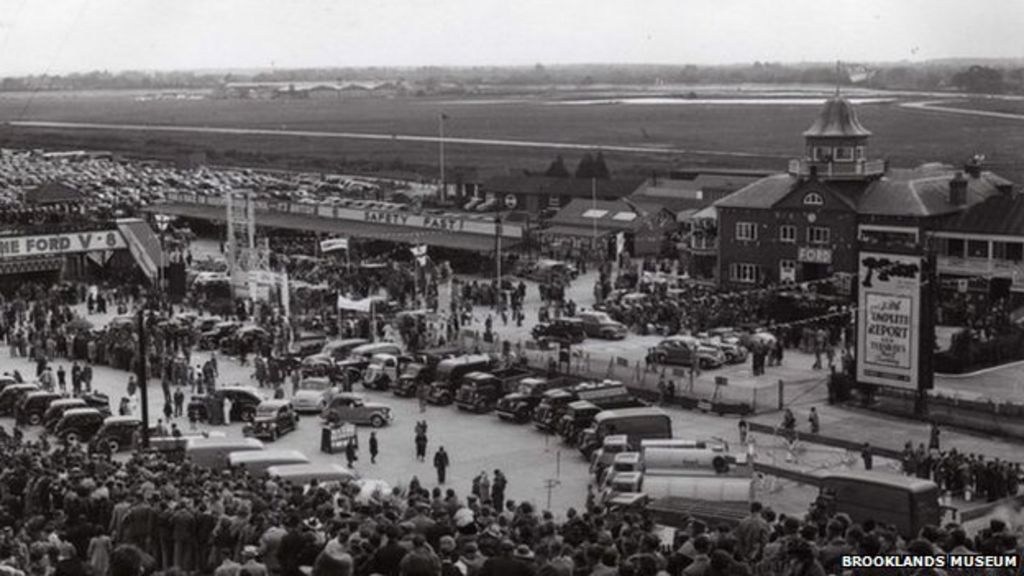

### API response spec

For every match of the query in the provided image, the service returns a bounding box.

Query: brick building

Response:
[715,97,1014,290]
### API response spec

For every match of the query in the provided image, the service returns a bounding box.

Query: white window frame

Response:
[735,222,757,241]
[807,226,831,245]
[731,263,758,284]
[780,259,796,271]
[779,225,797,243]
[803,193,824,207]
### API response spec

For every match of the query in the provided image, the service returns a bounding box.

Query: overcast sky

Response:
[0,0,1021,75]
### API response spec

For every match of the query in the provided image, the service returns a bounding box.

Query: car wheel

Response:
[700,358,712,370]
[28,413,41,426]
[64,432,79,444]
[271,429,279,441]
[240,408,255,422]
[440,393,451,405]
[370,414,385,428]
[107,439,120,453]
[655,353,667,364]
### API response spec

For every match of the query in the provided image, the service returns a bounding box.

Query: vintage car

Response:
[319,338,370,362]
[88,416,143,453]
[531,318,586,348]
[247,400,299,441]
[16,391,62,426]
[646,336,726,369]
[577,311,629,340]
[0,384,39,417]
[321,393,392,428]
[187,386,264,423]
[197,321,241,350]
[54,408,107,444]
[292,377,337,413]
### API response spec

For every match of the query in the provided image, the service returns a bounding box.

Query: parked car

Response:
[393,346,464,397]
[16,391,62,426]
[197,321,241,350]
[292,377,336,413]
[454,367,534,413]
[89,416,143,453]
[321,393,392,428]
[54,408,107,444]
[697,333,748,364]
[319,338,370,362]
[0,384,39,417]
[363,353,407,391]
[0,375,18,395]
[646,336,725,369]
[187,387,264,423]
[248,400,299,441]
[496,377,566,423]
[44,398,88,431]
[220,325,273,356]
[532,318,586,348]
[578,311,628,340]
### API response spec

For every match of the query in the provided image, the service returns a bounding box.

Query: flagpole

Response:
[439,114,446,201]
[591,176,597,255]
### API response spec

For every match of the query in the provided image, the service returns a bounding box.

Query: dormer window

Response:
[803,192,824,206]
[834,147,854,161]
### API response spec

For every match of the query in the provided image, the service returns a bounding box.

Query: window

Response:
[803,193,824,206]
[731,263,758,284]
[779,225,797,243]
[945,238,965,258]
[807,226,831,245]
[582,209,608,219]
[994,241,1024,262]
[735,222,757,241]
[967,240,989,259]
[812,147,829,161]
[855,146,866,160]
[780,260,796,271]
[834,147,854,161]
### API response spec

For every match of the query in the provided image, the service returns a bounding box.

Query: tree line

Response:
[1,61,1022,94]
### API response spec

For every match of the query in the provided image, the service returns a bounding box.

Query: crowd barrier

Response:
[457,329,790,416]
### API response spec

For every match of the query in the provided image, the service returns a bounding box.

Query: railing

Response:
[788,158,886,179]
[938,255,1024,285]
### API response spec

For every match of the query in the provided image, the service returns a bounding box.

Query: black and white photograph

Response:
[0,1,1022,574]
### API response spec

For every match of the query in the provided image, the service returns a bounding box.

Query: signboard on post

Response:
[856,252,922,390]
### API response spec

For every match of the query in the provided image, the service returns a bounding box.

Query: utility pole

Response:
[591,176,598,256]
[136,307,150,449]
[495,213,502,309]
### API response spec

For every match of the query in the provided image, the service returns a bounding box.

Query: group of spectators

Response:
[0,426,1020,576]
[901,443,1022,504]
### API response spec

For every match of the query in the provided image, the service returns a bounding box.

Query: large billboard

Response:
[857,252,922,390]
[0,230,126,260]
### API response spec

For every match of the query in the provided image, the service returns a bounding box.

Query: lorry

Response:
[576,407,673,460]
[393,346,465,397]
[454,366,534,412]
[426,354,495,406]
[531,380,630,433]
[591,436,738,482]
[556,385,645,447]
[496,377,567,423]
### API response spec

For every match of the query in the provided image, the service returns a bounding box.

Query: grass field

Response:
[940,98,1024,116]
[0,90,1021,183]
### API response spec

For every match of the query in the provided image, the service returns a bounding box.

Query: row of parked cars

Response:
[645,329,758,370]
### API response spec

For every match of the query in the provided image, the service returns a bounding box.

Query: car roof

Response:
[333,393,365,401]
[595,407,668,421]
[229,449,308,464]
[62,408,102,417]
[5,384,38,392]
[258,399,291,409]
[26,391,61,399]
[49,398,86,407]
[103,415,141,425]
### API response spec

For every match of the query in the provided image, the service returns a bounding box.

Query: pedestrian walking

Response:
[929,422,941,452]
[173,387,185,417]
[57,365,66,393]
[492,469,507,510]
[163,401,173,421]
[345,438,358,468]
[434,447,450,484]
[369,431,379,464]
[415,431,428,462]
[809,407,820,435]
[861,443,873,471]
[417,382,428,413]
[738,417,749,445]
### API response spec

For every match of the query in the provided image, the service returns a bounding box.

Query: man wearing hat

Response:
[456,542,486,576]
[312,547,353,576]
[478,540,532,576]
[240,546,268,576]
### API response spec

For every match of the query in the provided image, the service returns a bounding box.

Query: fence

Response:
[459,329,788,415]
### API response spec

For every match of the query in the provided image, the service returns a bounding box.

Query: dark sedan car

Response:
[247,400,299,441]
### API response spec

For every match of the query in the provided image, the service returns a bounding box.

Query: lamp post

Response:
[136,307,150,450]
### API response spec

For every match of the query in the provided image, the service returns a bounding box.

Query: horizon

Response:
[0,0,1020,77]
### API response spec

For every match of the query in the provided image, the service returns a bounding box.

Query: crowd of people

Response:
[0,426,1020,576]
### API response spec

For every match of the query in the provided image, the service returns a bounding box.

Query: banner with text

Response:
[0,230,126,260]
[856,251,922,390]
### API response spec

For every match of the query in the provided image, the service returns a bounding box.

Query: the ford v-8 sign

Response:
[0,231,126,259]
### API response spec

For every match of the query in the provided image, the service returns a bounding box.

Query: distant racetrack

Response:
[7,120,785,160]
[900,100,1024,122]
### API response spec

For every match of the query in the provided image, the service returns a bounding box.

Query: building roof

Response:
[482,176,645,199]
[545,199,648,232]
[25,181,83,204]
[715,165,1009,218]
[938,193,1024,236]
[802,97,872,138]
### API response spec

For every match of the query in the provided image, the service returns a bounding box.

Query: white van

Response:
[185,437,264,469]
[228,449,310,477]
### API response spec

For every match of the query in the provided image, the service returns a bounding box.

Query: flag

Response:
[320,238,349,253]
[845,64,873,84]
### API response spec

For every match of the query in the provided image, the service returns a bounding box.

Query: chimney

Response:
[965,156,983,178]
[949,172,968,206]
